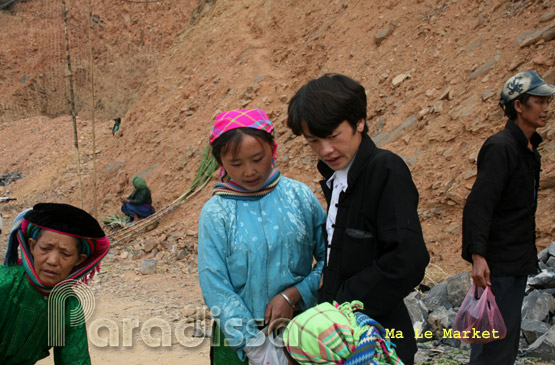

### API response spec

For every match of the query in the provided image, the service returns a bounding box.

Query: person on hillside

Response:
[198,108,326,364]
[112,117,121,136]
[0,203,110,364]
[120,176,155,223]
[286,73,430,365]
[462,70,554,364]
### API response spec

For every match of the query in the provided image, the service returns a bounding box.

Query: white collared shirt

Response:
[325,158,354,263]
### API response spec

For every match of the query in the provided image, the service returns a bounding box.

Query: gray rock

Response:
[176,249,187,260]
[404,291,429,325]
[140,258,157,275]
[427,306,457,337]
[548,241,555,257]
[423,281,453,312]
[540,13,555,23]
[515,30,534,45]
[521,290,555,322]
[439,86,453,100]
[465,38,483,54]
[143,239,156,253]
[541,22,555,42]
[547,256,555,268]
[482,90,495,101]
[373,115,418,147]
[538,261,549,272]
[447,272,472,308]
[526,325,555,361]
[520,29,544,47]
[521,319,551,345]
[538,246,551,264]
[374,26,394,46]
[449,95,481,120]
[527,269,555,289]
[469,61,495,80]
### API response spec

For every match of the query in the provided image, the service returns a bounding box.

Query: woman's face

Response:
[29,230,87,286]
[220,134,274,191]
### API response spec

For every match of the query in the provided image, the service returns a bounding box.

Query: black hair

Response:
[287,73,368,137]
[211,128,274,165]
[34,228,83,255]
[502,93,531,120]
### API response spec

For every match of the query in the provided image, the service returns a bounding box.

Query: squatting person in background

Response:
[462,70,554,364]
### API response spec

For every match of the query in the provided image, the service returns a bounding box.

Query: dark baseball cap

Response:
[499,70,555,106]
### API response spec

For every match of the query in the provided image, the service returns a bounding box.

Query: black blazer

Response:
[318,134,429,363]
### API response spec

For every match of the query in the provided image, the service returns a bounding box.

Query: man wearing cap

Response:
[462,70,554,364]
[0,203,110,364]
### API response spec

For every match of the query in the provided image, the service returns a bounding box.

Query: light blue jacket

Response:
[198,177,326,358]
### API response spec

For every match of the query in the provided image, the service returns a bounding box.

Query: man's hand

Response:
[120,197,129,203]
[471,254,491,287]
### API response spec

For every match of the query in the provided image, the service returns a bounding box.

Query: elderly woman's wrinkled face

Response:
[29,230,87,286]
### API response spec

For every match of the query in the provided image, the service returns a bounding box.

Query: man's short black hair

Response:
[287,73,368,137]
[502,93,531,120]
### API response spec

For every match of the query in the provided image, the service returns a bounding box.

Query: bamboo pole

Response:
[87,0,98,217]
[61,0,84,208]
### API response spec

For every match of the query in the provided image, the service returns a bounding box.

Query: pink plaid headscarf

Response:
[209,109,278,179]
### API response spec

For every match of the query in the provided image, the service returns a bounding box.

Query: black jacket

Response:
[318,134,429,363]
[462,119,542,276]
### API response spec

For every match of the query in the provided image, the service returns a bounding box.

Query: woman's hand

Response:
[120,197,129,203]
[264,287,301,326]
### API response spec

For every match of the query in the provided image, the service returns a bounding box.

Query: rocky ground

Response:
[1,0,555,363]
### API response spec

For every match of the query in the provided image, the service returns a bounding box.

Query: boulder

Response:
[140,258,157,275]
[373,115,418,147]
[423,281,453,312]
[541,22,555,42]
[527,269,555,290]
[469,61,495,80]
[538,246,551,264]
[526,326,555,361]
[427,306,457,337]
[447,272,472,308]
[521,319,551,345]
[374,26,394,46]
[404,291,429,325]
[521,290,555,322]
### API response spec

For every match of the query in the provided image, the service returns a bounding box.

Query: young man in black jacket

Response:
[462,70,554,364]
[287,73,429,364]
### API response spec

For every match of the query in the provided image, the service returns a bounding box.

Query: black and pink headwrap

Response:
[4,203,110,295]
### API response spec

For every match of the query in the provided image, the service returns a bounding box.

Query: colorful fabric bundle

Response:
[284,301,366,363]
[4,203,110,295]
[284,301,402,365]
[212,169,281,201]
[345,312,402,365]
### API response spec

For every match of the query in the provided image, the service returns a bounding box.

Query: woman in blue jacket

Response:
[198,109,326,364]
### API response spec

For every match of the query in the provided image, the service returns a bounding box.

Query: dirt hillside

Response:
[2,0,554,273]
[0,0,554,362]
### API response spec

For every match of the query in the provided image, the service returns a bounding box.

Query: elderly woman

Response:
[0,203,110,364]
[120,176,155,223]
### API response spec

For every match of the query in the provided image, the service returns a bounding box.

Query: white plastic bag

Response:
[244,326,288,365]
